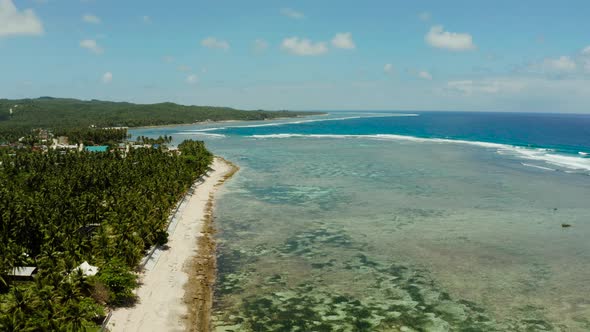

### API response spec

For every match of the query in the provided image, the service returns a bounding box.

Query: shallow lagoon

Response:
[133,115,590,331]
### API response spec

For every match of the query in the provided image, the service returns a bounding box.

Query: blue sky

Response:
[1,0,590,112]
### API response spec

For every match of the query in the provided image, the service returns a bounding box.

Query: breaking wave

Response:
[175,132,226,138]
[186,114,419,133]
[249,133,590,173]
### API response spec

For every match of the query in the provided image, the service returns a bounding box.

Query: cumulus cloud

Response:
[446,79,526,95]
[201,37,230,50]
[142,15,151,24]
[419,12,431,22]
[542,56,576,73]
[418,70,432,80]
[577,47,590,74]
[425,25,475,51]
[253,39,269,53]
[527,55,578,76]
[280,8,305,20]
[281,37,328,56]
[177,65,191,72]
[82,14,101,24]
[102,72,112,84]
[525,47,590,77]
[331,32,355,50]
[384,63,394,74]
[80,39,103,54]
[0,0,44,37]
[186,74,198,84]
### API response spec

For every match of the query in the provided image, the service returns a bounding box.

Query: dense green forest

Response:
[0,97,320,141]
[0,140,213,330]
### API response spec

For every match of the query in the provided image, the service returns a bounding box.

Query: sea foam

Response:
[249,133,590,173]
[175,132,226,138]
[186,114,419,133]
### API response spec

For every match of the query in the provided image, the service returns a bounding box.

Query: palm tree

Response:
[1,138,214,327]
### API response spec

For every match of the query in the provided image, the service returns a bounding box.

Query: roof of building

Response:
[9,266,37,277]
[75,261,99,276]
[85,146,109,152]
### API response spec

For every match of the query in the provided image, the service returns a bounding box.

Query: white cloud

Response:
[177,65,191,72]
[281,37,328,56]
[280,8,305,20]
[528,56,577,76]
[542,56,576,73]
[384,63,394,74]
[446,79,526,95]
[186,74,198,84]
[0,0,44,37]
[526,47,590,76]
[142,15,151,24]
[331,32,355,50]
[201,37,230,50]
[435,76,590,112]
[80,39,103,54]
[578,47,590,73]
[82,14,101,24]
[419,12,431,22]
[102,72,112,84]
[425,25,475,51]
[418,70,433,80]
[253,38,269,53]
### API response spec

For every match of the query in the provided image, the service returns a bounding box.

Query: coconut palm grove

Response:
[0,96,314,330]
[0,134,214,330]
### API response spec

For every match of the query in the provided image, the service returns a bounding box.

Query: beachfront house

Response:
[74,261,99,277]
[7,266,38,281]
[57,136,69,145]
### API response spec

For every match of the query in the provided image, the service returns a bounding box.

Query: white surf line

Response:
[183,114,419,133]
[249,133,590,172]
[175,132,226,138]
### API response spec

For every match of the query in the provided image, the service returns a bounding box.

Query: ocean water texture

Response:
[131,112,590,331]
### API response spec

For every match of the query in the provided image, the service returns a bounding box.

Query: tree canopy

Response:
[0,97,321,141]
[0,140,213,330]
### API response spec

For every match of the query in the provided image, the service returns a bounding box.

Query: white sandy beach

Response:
[107,157,233,332]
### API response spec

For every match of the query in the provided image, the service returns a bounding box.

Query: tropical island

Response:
[0,97,321,142]
[0,98,317,331]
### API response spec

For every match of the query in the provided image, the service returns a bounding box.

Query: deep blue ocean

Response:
[178,111,590,174]
[132,111,590,331]
[220,112,590,155]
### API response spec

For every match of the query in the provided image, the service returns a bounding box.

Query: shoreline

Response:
[183,157,239,332]
[107,157,238,332]
[130,114,326,130]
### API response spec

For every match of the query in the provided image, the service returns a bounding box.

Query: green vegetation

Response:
[0,139,213,330]
[0,96,319,330]
[54,128,130,146]
[0,97,321,141]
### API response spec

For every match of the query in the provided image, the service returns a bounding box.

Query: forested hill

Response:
[0,97,320,132]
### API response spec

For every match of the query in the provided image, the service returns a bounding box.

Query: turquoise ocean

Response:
[132,112,590,331]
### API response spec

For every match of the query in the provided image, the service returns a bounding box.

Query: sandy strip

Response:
[107,157,236,332]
